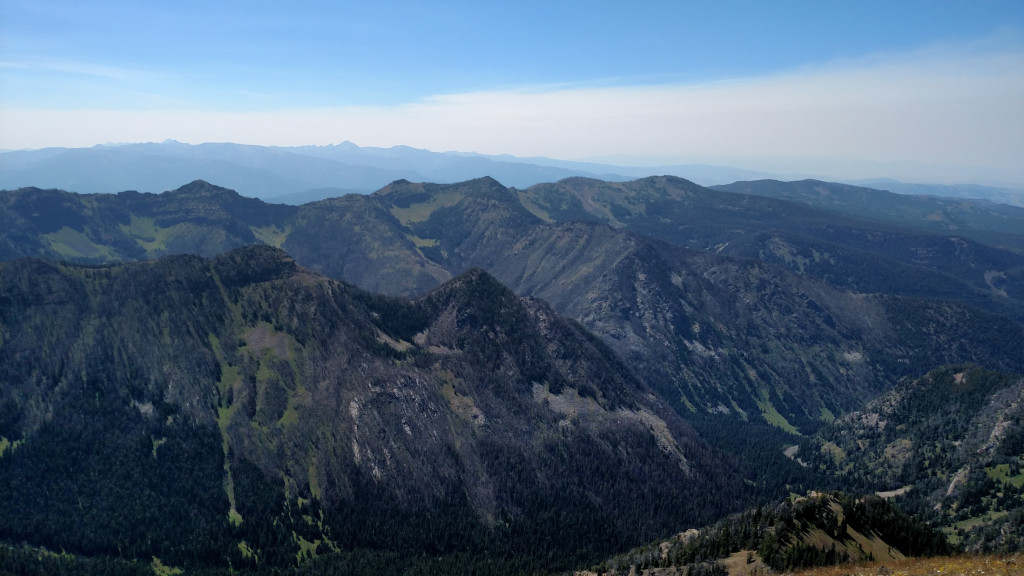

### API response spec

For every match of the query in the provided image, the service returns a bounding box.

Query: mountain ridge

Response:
[3,174,1024,572]
[0,246,748,573]
[713,179,1024,252]
[5,141,1022,205]
[3,177,1023,435]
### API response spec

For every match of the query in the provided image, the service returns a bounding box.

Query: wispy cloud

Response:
[0,58,147,81]
[3,37,1022,184]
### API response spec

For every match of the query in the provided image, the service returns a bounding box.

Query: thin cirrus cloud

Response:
[0,59,144,81]
[2,38,1022,185]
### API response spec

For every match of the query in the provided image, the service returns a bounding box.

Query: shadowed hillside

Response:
[0,246,747,574]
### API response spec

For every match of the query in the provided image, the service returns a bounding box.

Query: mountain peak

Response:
[212,244,307,288]
[171,179,240,196]
[439,266,510,294]
[466,175,503,186]
[422,267,519,314]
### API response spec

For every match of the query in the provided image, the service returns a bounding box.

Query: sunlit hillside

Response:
[789,554,1022,576]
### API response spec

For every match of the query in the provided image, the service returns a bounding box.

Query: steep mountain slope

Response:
[279,189,450,295]
[588,491,950,575]
[281,177,540,295]
[4,176,1024,570]
[713,179,1024,252]
[797,366,1024,552]
[376,177,542,271]
[0,180,297,262]
[518,177,1024,320]
[3,178,1023,438]
[716,230,1024,319]
[8,176,1022,313]
[347,180,1024,432]
[519,176,837,250]
[481,221,1024,433]
[0,246,744,574]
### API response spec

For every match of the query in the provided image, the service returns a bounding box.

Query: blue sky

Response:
[2,1,1023,184]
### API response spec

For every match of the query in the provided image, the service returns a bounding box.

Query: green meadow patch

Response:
[755,389,800,434]
[252,224,291,247]
[986,463,1024,489]
[389,190,464,225]
[41,226,116,260]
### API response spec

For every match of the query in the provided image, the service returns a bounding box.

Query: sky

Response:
[1,0,1023,185]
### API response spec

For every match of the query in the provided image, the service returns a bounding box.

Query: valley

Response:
[1,175,1023,574]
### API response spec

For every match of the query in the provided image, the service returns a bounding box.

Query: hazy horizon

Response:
[2,1,1022,186]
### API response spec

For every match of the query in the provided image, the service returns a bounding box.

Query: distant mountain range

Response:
[3,141,1022,206]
